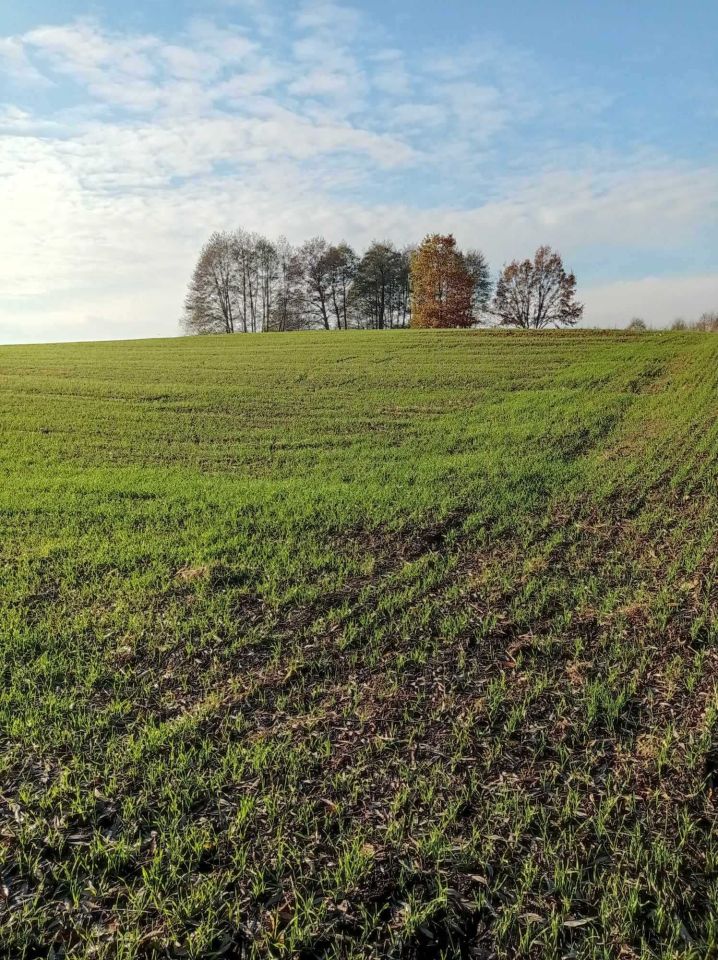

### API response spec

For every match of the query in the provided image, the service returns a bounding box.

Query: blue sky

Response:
[1,0,717,342]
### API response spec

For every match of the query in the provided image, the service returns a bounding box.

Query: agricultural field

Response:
[1,329,718,959]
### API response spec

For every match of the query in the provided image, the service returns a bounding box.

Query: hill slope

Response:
[2,330,718,959]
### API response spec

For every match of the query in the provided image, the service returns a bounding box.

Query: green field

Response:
[2,329,718,959]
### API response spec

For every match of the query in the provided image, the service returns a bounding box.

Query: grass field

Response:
[2,329,718,959]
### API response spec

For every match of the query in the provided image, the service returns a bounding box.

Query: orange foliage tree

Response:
[410,234,475,328]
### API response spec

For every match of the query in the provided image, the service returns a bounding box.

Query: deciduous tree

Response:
[410,234,474,328]
[353,241,411,329]
[492,246,583,329]
[255,236,279,333]
[183,232,238,334]
[299,238,333,330]
[464,249,492,322]
[269,237,305,332]
[696,311,718,332]
[232,229,263,333]
[326,242,358,330]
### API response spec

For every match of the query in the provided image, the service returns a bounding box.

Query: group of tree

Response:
[626,312,718,333]
[183,229,583,334]
[184,231,413,335]
[670,312,718,332]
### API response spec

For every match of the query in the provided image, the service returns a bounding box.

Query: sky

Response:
[1,0,717,343]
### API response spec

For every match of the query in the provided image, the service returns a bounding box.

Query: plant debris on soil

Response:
[1,329,718,959]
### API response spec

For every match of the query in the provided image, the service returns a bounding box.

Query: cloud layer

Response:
[1,0,717,342]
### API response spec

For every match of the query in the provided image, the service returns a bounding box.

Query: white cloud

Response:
[184,19,256,61]
[22,21,162,111]
[159,44,220,81]
[434,81,509,144]
[23,21,157,77]
[0,36,51,85]
[2,130,716,343]
[0,8,716,344]
[371,49,412,97]
[214,59,287,100]
[474,162,718,255]
[0,105,61,133]
[294,0,362,38]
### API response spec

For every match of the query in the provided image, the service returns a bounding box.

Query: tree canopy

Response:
[183,230,590,335]
[491,246,583,329]
[410,234,474,329]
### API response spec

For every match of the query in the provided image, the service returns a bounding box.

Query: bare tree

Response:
[255,236,279,333]
[671,312,718,332]
[270,238,306,332]
[299,238,334,330]
[182,231,496,336]
[696,311,718,332]
[492,246,583,329]
[232,229,260,333]
[325,243,358,330]
[394,246,413,328]
[464,249,492,323]
[184,229,287,335]
[183,232,238,334]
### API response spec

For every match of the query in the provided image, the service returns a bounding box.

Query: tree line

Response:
[670,312,718,332]
[182,229,583,334]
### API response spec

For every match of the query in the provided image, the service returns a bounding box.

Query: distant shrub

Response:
[695,311,718,332]
[670,312,718,332]
[627,317,648,332]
